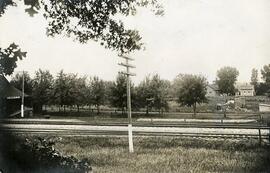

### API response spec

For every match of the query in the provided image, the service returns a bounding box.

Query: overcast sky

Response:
[0,0,270,84]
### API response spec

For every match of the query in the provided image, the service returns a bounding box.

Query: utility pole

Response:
[118,55,136,153]
[21,71,24,118]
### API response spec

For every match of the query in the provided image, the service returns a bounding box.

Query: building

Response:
[0,75,31,118]
[206,84,220,97]
[235,83,255,96]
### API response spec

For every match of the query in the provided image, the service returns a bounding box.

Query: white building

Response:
[235,83,255,96]
[206,84,220,97]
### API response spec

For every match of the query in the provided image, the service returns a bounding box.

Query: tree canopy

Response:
[216,66,239,95]
[0,43,27,76]
[0,0,163,75]
[261,64,270,85]
[173,74,207,115]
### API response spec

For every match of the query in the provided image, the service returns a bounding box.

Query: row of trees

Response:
[10,70,172,114]
[10,64,270,115]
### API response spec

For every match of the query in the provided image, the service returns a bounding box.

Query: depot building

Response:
[0,75,32,118]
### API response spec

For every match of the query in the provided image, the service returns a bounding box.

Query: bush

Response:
[0,135,92,173]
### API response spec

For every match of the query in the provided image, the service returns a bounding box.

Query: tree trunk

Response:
[64,105,66,113]
[193,103,197,117]
[77,105,80,112]
[146,106,149,116]
[97,105,100,115]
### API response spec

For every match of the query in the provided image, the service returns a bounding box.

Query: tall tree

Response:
[136,74,170,114]
[109,74,126,113]
[173,74,208,116]
[10,71,33,95]
[53,70,74,112]
[72,76,88,112]
[90,76,106,114]
[251,68,258,86]
[216,66,239,95]
[32,69,54,112]
[250,68,258,94]
[261,64,270,85]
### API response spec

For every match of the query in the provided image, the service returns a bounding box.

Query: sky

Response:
[0,0,270,85]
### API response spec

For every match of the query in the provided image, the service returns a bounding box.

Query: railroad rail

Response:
[0,122,269,143]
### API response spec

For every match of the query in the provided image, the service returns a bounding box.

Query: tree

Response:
[173,74,208,116]
[90,76,106,114]
[10,71,33,95]
[251,68,258,86]
[109,74,126,113]
[256,82,270,96]
[32,69,54,113]
[136,74,170,114]
[72,76,88,112]
[261,64,270,85]
[1,0,163,54]
[250,68,258,94]
[53,70,74,112]
[216,66,239,95]
[0,43,27,76]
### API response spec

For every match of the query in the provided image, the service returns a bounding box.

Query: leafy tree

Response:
[32,69,54,113]
[136,74,170,114]
[1,0,163,54]
[261,64,270,85]
[109,74,126,113]
[250,68,258,94]
[53,70,75,112]
[0,43,27,76]
[216,66,239,95]
[173,74,208,116]
[10,71,33,95]
[42,0,163,54]
[109,74,135,114]
[251,68,258,87]
[90,76,106,114]
[136,75,152,113]
[256,82,270,96]
[72,76,88,112]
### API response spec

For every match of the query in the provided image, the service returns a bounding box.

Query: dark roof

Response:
[0,75,28,98]
[208,84,219,91]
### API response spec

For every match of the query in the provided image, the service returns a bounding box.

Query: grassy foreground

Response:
[52,136,270,173]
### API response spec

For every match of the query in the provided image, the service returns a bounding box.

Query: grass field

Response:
[52,136,270,173]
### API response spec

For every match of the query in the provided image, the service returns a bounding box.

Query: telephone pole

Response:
[21,70,24,118]
[118,55,136,153]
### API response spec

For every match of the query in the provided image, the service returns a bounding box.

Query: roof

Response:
[0,75,28,99]
[207,84,219,91]
[236,83,254,90]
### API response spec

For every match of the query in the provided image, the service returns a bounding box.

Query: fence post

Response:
[258,127,261,146]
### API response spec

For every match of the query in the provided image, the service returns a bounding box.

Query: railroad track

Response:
[1,128,269,141]
[1,123,269,142]
[1,120,269,130]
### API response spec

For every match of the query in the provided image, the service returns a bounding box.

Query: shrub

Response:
[0,135,92,173]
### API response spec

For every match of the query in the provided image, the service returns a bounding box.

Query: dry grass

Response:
[53,136,270,173]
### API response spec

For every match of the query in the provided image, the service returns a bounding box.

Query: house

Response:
[206,84,220,97]
[235,83,255,96]
[0,75,31,118]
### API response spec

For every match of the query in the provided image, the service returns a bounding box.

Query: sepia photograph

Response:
[0,0,270,172]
